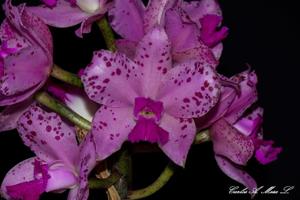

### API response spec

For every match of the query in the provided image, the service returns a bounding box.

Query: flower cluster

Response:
[0,0,282,200]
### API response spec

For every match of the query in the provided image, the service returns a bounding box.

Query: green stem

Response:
[35,91,91,130]
[51,64,83,88]
[194,129,210,144]
[97,17,117,52]
[127,163,176,200]
[89,169,122,189]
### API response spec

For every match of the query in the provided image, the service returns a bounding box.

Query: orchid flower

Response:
[196,70,281,192]
[81,27,220,166]
[0,105,97,200]
[109,0,228,62]
[0,0,53,132]
[27,0,112,37]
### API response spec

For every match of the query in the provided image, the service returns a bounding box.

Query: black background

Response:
[0,0,299,199]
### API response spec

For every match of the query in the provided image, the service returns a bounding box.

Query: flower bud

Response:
[76,0,100,14]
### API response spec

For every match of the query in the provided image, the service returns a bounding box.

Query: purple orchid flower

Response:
[0,0,53,132]
[81,27,221,166]
[109,0,227,63]
[197,70,282,192]
[0,105,97,200]
[27,0,112,37]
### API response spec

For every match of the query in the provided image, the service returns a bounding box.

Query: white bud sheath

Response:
[76,0,100,14]
[65,92,98,122]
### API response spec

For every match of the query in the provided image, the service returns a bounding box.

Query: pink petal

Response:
[42,0,58,7]
[211,43,223,60]
[159,113,196,167]
[0,20,30,52]
[0,98,32,132]
[181,0,222,27]
[108,0,145,42]
[195,84,237,130]
[46,164,78,192]
[215,155,257,193]
[200,14,229,48]
[0,158,41,199]
[157,59,220,119]
[27,0,91,28]
[211,119,254,165]
[91,106,135,160]
[165,8,218,66]
[0,82,44,106]
[75,13,104,38]
[17,105,79,169]
[81,50,142,107]
[0,46,51,97]
[225,70,258,124]
[76,133,97,200]
[15,4,53,59]
[115,39,137,59]
[143,0,176,32]
[134,27,172,98]
[233,107,263,137]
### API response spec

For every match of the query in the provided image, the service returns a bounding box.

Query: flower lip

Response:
[129,97,169,145]
[133,97,164,122]
[6,159,50,200]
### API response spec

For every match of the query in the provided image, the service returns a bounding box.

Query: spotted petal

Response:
[108,0,145,42]
[82,50,142,107]
[211,119,254,165]
[159,113,196,166]
[143,0,176,32]
[215,155,257,193]
[225,71,258,124]
[158,59,220,118]
[115,39,137,59]
[76,133,97,200]
[91,106,135,160]
[17,105,79,170]
[0,98,32,132]
[0,20,30,52]
[134,28,172,98]
[0,46,51,97]
[195,85,237,130]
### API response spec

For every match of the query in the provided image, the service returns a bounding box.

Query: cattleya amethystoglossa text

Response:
[0,0,282,199]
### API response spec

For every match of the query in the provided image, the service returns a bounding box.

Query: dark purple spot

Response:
[116,68,121,75]
[46,125,52,132]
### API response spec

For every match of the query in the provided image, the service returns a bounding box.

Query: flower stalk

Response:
[51,64,83,88]
[127,163,176,200]
[34,91,91,130]
[97,17,117,52]
[89,169,122,189]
